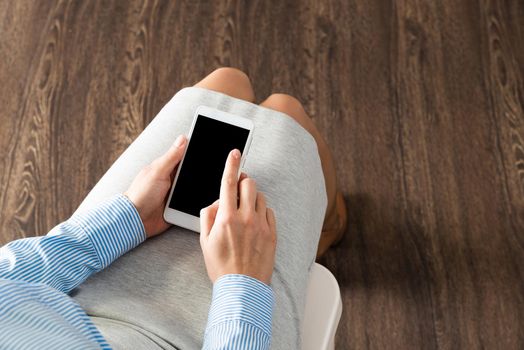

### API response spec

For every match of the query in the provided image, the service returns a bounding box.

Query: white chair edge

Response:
[301,262,343,350]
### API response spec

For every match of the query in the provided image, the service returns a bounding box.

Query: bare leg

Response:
[259,94,347,258]
[194,67,255,102]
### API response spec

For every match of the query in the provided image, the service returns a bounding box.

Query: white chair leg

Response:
[327,336,336,350]
[301,263,342,350]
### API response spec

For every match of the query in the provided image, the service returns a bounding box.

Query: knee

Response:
[208,67,251,86]
[262,93,306,117]
[199,67,255,102]
[262,93,315,132]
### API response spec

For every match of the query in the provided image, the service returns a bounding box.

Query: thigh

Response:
[260,93,338,229]
[73,87,326,350]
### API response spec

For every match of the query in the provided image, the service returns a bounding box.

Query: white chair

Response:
[302,263,343,350]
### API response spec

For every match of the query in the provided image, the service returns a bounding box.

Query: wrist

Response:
[207,274,274,337]
[213,269,272,286]
[121,193,149,238]
[69,194,146,268]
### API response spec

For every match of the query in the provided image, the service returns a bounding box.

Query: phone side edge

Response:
[163,109,201,224]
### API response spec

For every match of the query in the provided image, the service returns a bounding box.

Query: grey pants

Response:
[72,88,327,350]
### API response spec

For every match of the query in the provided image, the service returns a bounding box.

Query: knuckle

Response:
[244,178,256,188]
[242,214,255,227]
[220,212,235,224]
[223,176,235,187]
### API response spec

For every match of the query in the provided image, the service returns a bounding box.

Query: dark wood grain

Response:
[0,0,523,349]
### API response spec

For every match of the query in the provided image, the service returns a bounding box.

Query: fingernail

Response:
[231,149,240,159]
[174,135,186,147]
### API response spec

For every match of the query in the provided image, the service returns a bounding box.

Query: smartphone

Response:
[163,106,254,232]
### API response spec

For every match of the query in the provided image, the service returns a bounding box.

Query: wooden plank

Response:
[0,0,522,348]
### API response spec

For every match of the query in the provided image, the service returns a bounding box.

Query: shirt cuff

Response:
[206,274,274,338]
[68,194,146,269]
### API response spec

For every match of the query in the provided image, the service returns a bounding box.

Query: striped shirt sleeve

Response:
[0,194,145,294]
[203,274,274,350]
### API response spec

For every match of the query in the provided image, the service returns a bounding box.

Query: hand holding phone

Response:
[125,135,187,238]
[164,106,254,232]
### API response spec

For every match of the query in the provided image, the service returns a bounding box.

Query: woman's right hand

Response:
[199,149,277,285]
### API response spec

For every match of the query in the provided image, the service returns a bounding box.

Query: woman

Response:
[0,68,347,349]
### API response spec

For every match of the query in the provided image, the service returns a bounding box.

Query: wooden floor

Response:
[1,0,523,348]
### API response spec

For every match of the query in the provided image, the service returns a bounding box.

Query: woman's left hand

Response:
[125,135,187,238]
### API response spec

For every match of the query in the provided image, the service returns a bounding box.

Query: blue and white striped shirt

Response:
[0,194,273,349]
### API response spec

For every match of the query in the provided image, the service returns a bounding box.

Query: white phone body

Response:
[163,106,254,232]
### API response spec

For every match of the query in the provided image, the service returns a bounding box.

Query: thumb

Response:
[200,200,219,237]
[157,135,187,176]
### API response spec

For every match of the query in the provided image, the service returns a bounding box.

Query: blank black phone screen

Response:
[169,114,250,217]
